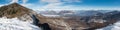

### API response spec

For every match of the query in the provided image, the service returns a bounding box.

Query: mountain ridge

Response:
[0,3,32,18]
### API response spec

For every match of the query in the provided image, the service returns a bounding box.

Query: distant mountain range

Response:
[38,10,117,17]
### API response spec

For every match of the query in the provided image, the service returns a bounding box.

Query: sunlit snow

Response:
[0,17,41,30]
[42,14,60,17]
[96,21,120,30]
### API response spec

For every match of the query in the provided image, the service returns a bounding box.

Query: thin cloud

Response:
[63,0,81,3]
[9,0,28,4]
[22,0,28,4]
[10,0,18,4]
[40,0,61,3]
[0,5,3,7]
[39,0,82,10]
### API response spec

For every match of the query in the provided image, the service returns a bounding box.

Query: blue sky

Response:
[0,0,120,11]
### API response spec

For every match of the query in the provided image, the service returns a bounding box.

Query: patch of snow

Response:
[0,17,41,30]
[88,19,106,23]
[96,21,120,30]
[42,14,60,17]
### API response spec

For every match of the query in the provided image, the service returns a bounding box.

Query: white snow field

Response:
[0,17,41,30]
[96,21,120,30]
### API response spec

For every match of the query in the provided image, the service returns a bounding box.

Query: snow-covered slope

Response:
[96,21,120,30]
[0,17,41,30]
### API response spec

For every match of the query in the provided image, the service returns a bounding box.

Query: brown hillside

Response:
[0,3,32,18]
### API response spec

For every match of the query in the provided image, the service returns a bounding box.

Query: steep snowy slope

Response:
[0,17,41,30]
[96,21,120,30]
